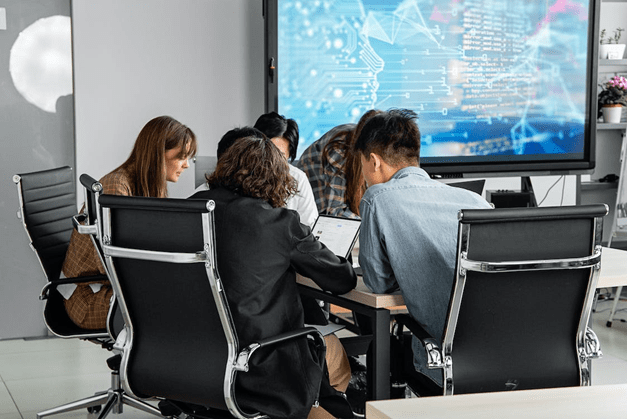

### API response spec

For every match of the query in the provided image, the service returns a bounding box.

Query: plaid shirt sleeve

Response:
[322,148,360,219]
[62,169,132,278]
[297,125,360,220]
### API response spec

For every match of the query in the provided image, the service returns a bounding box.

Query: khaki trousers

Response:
[308,334,352,419]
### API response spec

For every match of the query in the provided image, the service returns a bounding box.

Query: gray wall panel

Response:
[0,0,74,339]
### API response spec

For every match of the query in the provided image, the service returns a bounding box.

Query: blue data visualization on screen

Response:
[276,0,592,165]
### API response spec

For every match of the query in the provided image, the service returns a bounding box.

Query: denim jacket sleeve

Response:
[358,196,400,294]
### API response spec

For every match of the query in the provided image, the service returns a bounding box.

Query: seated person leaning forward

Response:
[254,111,318,227]
[296,110,382,219]
[197,125,317,228]
[190,132,357,419]
[354,109,492,388]
[61,115,197,329]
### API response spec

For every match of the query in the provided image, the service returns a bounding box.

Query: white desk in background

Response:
[366,383,627,419]
[598,246,627,289]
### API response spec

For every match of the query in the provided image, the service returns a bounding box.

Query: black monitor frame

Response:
[263,0,600,179]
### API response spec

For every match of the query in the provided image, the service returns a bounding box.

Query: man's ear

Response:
[370,152,382,172]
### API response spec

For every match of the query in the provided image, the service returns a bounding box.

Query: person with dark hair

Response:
[354,109,491,388]
[253,111,299,161]
[254,112,318,227]
[297,110,382,219]
[61,115,197,330]
[190,133,356,419]
[216,126,264,160]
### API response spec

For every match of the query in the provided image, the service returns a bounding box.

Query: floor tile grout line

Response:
[0,378,23,418]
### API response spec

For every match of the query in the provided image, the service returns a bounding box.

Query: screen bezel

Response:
[263,0,600,178]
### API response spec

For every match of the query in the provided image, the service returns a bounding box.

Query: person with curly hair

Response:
[190,131,357,419]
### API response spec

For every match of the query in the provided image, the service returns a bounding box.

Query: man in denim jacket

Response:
[354,109,492,387]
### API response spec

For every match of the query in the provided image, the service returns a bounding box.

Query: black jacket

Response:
[190,187,356,419]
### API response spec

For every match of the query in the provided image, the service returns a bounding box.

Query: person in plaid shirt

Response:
[296,110,382,219]
[60,115,197,330]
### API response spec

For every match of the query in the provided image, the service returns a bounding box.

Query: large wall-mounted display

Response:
[265,0,599,177]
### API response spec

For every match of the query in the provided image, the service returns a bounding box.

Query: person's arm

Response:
[297,181,319,228]
[289,165,319,228]
[288,216,357,295]
[358,198,399,294]
[323,150,360,219]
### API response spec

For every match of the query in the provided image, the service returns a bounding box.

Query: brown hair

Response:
[117,115,197,197]
[208,134,298,208]
[322,109,383,215]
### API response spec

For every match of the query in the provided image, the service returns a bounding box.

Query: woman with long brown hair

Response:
[297,109,382,218]
[60,115,196,330]
[191,131,356,419]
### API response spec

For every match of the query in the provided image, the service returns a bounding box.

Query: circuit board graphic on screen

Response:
[274,0,594,172]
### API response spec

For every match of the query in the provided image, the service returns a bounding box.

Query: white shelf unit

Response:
[577,0,627,245]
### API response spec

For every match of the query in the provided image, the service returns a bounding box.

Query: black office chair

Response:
[391,204,607,397]
[14,167,161,419]
[13,167,111,343]
[98,194,328,419]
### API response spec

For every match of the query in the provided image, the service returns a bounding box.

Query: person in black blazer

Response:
[190,132,357,419]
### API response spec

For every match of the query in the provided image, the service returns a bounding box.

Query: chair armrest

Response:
[582,327,603,360]
[71,213,86,228]
[393,314,445,369]
[235,326,325,373]
[79,174,102,192]
[72,213,98,235]
[393,313,435,342]
[40,274,109,300]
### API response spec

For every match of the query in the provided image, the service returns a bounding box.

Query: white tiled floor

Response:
[1,299,626,419]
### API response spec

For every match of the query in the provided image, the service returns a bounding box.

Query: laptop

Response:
[312,214,361,259]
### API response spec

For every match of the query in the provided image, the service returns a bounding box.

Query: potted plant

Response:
[599,28,626,60]
[598,75,627,123]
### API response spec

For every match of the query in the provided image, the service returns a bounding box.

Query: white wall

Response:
[72,0,265,199]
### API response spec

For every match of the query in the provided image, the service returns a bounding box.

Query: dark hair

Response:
[253,112,299,161]
[118,115,196,198]
[217,127,266,160]
[322,109,383,215]
[208,133,298,208]
[353,109,420,167]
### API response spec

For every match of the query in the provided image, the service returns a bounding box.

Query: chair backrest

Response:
[99,194,250,415]
[442,204,607,395]
[14,167,112,341]
[13,166,76,282]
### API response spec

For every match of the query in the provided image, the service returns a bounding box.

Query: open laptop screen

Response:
[312,215,361,259]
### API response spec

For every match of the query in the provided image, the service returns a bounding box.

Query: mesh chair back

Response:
[444,205,606,395]
[14,166,76,282]
[100,195,236,411]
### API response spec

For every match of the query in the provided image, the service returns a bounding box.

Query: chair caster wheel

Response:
[88,405,102,414]
[606,321,612,327]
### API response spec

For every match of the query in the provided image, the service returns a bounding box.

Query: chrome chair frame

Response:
[100,195,325,419]
[393,204,607,397]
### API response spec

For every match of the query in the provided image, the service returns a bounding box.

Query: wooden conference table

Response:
[365,383,627,419]
[296,246,627,401]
